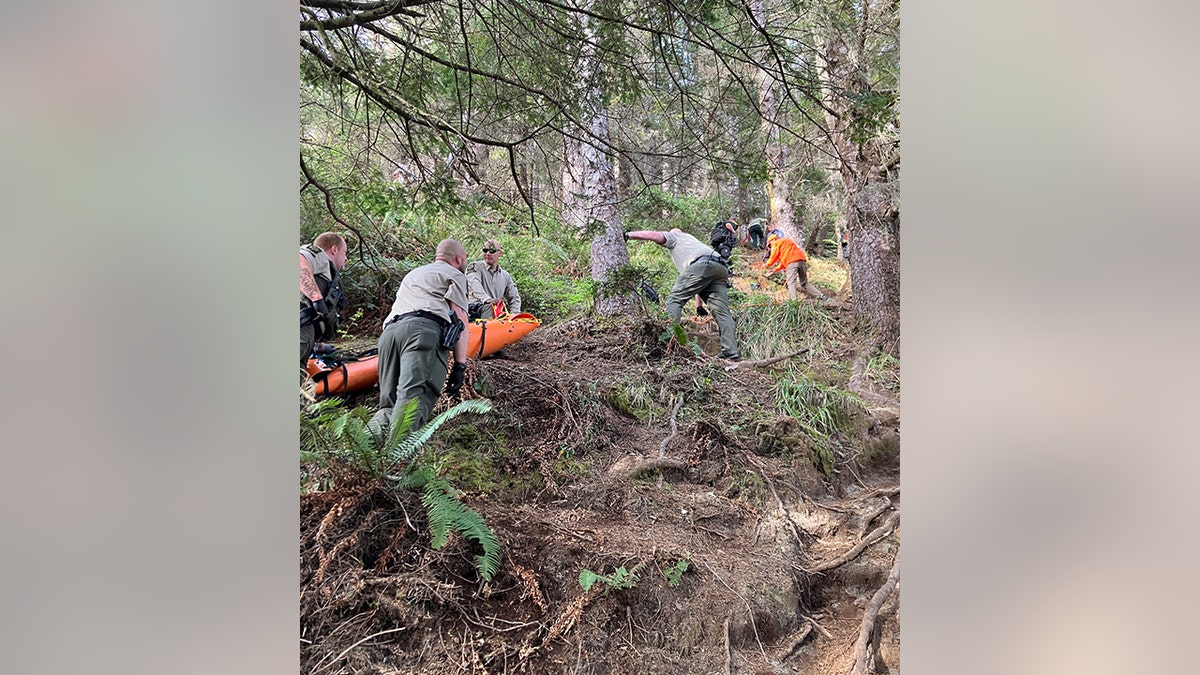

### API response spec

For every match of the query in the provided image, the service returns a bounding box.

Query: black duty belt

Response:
[387,309,449,328]
[690,254,726,266]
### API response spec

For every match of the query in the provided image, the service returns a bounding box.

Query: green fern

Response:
[387,399,492,470]
[300,397,351,462]
[303,397,500,581]
[403,467,502,581]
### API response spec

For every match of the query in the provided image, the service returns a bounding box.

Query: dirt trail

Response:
[302,313,899,674]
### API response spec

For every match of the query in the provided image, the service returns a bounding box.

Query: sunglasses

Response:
[482,247,499,253]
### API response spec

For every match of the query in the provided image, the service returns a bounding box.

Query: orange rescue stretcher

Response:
[304,312,541,397]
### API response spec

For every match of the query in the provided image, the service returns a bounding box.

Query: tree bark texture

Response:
[559,0,632,316]
[751,0,799,243]
[817,7,899,352]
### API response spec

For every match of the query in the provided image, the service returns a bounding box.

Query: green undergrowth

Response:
[426,400,600,502]
[867,351,901,395]
[428,423,546,502]
[299,397,501,580]
[603,375,660,422]
[726,466,770,506]
[771,372,868,474]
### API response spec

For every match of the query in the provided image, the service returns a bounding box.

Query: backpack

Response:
[709,221,736,261]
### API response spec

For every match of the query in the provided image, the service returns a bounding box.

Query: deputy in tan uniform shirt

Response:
[369,239,471,439]
[624,227,740,360]
[466,239,522,318]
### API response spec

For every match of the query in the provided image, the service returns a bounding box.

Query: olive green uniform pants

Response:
[301,322,316,373]
[369,316,449,439]
[665,259,738,356]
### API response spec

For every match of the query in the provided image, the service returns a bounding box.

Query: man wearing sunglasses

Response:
[466,239,522,320]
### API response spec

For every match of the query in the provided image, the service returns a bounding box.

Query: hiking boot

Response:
[717,351,741,361]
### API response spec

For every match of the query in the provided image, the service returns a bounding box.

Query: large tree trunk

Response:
[559,1,632,316]
[805,220,826,256]
[751,0,799,243]
[817,3,900,352]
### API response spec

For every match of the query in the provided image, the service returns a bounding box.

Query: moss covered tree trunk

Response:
[559,0,632,316]
[817,0,900,352]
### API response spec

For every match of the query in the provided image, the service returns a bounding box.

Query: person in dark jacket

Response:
[747,218,766,249]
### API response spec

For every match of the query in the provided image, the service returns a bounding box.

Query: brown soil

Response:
[302,313,899,674]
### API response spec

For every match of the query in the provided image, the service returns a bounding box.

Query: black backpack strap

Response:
[311,363,351,397]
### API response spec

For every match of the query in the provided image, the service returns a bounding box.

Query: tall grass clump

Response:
[732,299,840,362]
[772,374,867,474]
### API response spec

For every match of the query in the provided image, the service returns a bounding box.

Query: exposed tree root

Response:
[658,396,683,458]
[656,397,684,487]
[742,450,812,553]
[801,613,834,640]
[856,498,896,539]
[624,457,689,480]
[848,348,898,413]
[808,511,899,574]
[849,555,900,675]
[723,616,732,675]
[781,621,814,661]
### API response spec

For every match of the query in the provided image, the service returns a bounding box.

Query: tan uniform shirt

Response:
[662,231,717,274]
[466,261,522,313]
[382,260,468,328]
[299,245,333,300]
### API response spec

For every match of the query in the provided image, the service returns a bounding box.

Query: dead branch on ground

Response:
[724,348,809,371]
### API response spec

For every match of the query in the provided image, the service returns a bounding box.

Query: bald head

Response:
[435,238,467,272]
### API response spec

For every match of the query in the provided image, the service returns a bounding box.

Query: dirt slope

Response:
[302,306,899,674]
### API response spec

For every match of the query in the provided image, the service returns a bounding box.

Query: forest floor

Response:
[301,253,900,675]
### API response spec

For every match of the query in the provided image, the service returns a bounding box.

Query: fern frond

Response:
[386,399,493,469]
[341,414,382,474]
[387,398,422,441]
[328,411,351,438]
[396,465,437,490]
[420,478,501,581]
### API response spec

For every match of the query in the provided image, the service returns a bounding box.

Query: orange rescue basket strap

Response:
[312,363,351,397]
